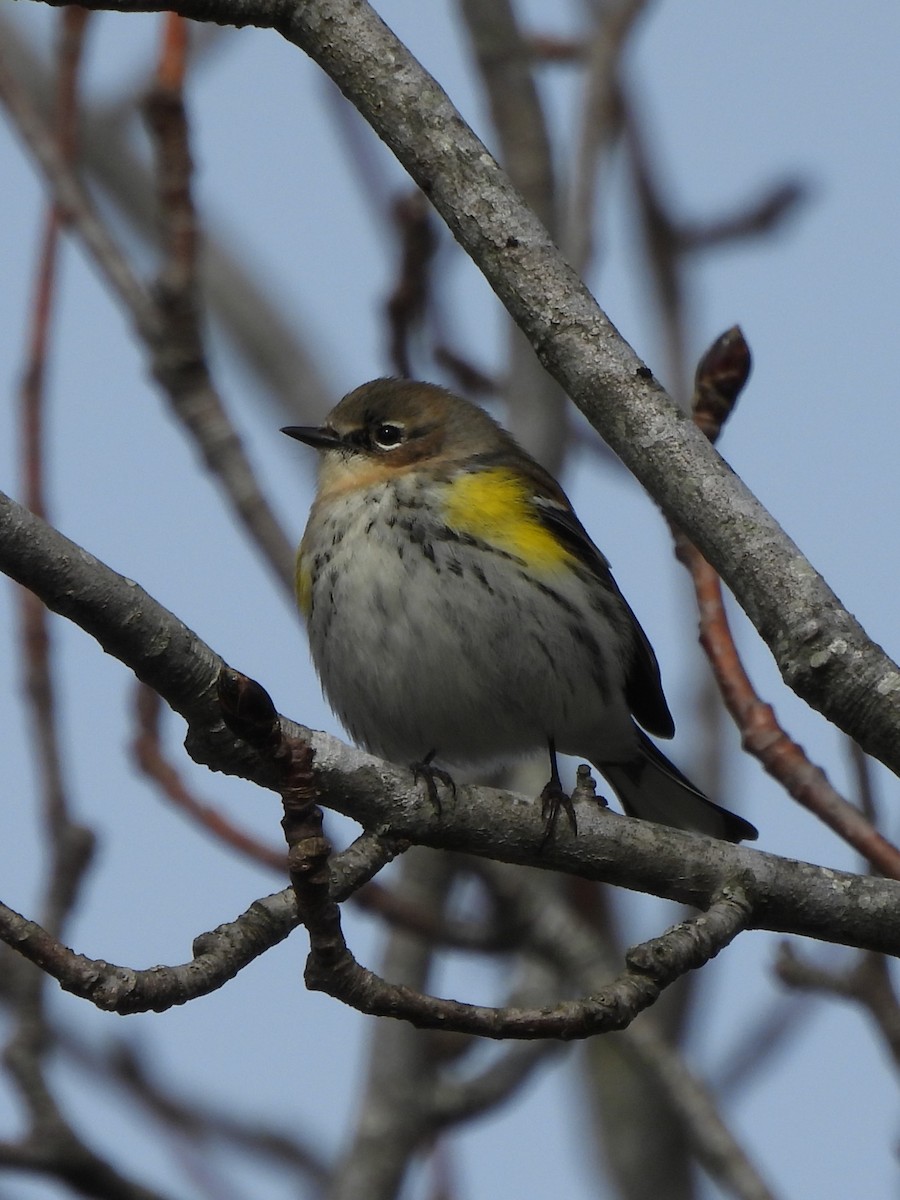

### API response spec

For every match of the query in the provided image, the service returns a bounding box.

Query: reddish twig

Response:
[2,20,169,1197]
[0,31,295,593]
[157,12,189,92]
[140,48,296,592]
[131,683,287,871]
[524,34,587,63]
[0,46,158,331]
[677,328,900,878]
[16,4,96,938]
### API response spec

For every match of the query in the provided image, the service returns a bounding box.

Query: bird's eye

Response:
[372,423,405,450]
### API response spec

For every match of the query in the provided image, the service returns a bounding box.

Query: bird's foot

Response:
[539,779,577,848]
[411,752,456,816]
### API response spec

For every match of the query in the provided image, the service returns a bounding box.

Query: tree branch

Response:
[5,487,900,955]
[217,669,752,1040]
[0,819,401,1016]
[304,887,752,1041]
[3,487,900,959]
[483,863,777,1200]
[18,0,900,806]
[675,328,900,877]
[0,9,333,423]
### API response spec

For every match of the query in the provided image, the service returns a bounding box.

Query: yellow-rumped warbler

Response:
[282,378,756,843]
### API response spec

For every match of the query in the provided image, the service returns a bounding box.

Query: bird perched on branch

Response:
[283,378,756,844]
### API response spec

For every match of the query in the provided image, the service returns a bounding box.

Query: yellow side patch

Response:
[295,552,313,619]
[443,469,570,571]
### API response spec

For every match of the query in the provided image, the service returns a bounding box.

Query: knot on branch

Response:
[217,667,286,757]
[625,885,754,982]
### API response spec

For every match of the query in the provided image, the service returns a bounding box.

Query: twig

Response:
[1,20,183,1198]
[847,739,879,827]
[624,1018,780,1200]
[107,1042,330,1187]
[15,3,96,939]
[0,33,295,594]
[619,84,692,398]
[384,189,437,376]
[622,88,805,402]
[675,328,900,879]
[131,682,287,870]
[157,10,189,90]
[353,871,513,953]
[458,0,557,234]
[429,1033,562,1124]
[142,35,296,590]
[0,818,404,1016]
[565,0,648,273]
[457,0,568,475]
[0,1132,177,1200]
[330,851,468,1200]
[0,11,333,423]
[431,347,499,396]
[0,890,298,1013]
[482,862,779,1200]
[713,994,810,1097]
[678,181,808,252]
[0,39,159,334]
[317,892,755,1041]
[524,34,587,63]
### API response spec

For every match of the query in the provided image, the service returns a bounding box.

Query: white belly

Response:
[301,482,638,770]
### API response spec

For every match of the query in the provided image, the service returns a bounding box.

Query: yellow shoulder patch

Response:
[295,552,313,619]
[443,469,570,571]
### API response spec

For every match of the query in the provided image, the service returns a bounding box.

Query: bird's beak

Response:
[281,425,345,450]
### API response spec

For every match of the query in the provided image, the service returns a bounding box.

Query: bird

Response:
[282,378,757,844]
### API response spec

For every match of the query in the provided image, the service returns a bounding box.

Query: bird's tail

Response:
[598,730,757,843]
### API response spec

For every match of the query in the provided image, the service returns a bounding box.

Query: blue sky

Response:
[1,3,899,1197]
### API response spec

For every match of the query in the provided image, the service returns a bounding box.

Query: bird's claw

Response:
[411,757,456,815]
[539,781,577,848]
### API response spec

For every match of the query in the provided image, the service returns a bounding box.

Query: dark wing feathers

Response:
[528,478,676,739]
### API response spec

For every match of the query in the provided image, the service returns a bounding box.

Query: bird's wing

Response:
[527,469,676,740]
